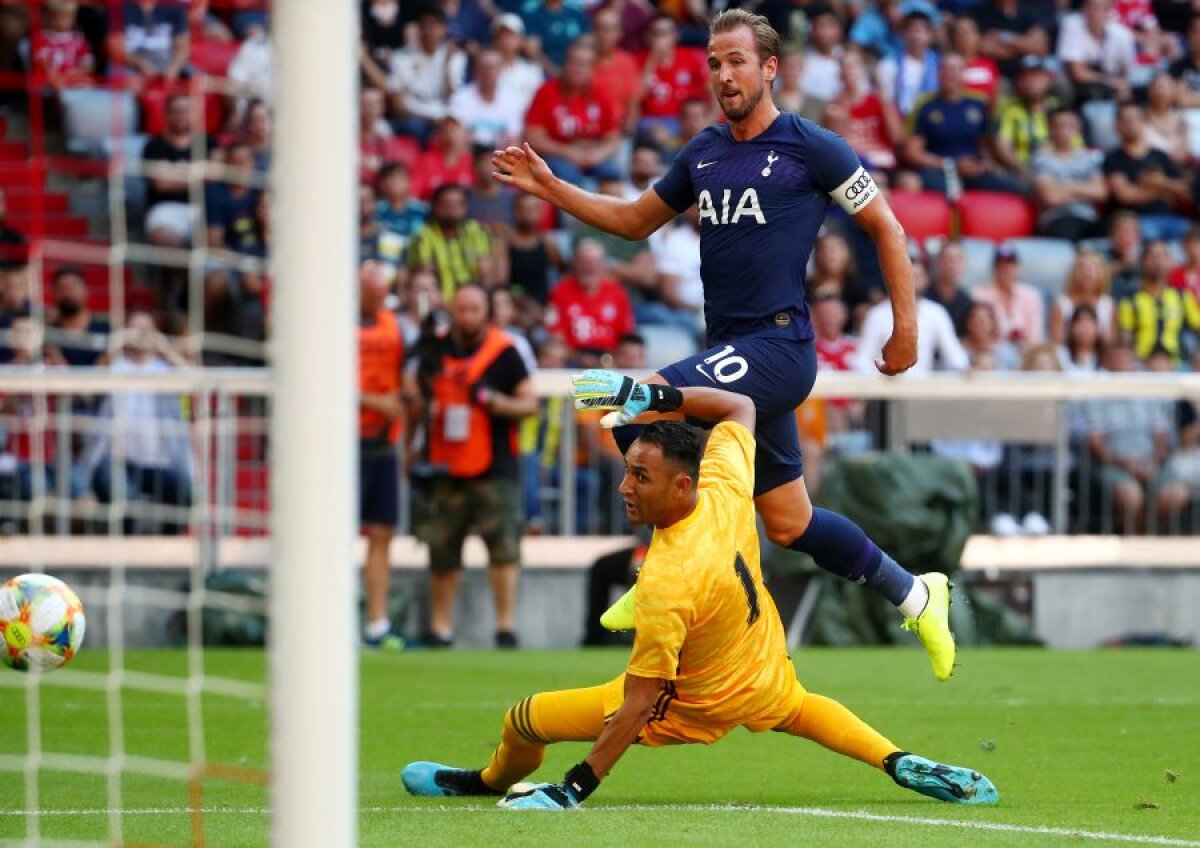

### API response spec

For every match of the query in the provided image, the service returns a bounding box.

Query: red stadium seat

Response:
[190,40,240,77]
[956,191,1035,242]
[887,191,951,242]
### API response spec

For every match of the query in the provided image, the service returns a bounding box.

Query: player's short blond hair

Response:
[709,9,780,64]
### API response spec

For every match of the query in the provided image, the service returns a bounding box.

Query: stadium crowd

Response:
[0,0,1199,539]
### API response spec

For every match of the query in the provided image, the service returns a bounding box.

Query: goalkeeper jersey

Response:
[626,422,802,739]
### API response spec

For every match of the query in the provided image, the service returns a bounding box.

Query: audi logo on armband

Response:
[845,172,873,200]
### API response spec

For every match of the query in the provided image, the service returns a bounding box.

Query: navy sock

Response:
[612,424,647,457]
[788,508,914,606]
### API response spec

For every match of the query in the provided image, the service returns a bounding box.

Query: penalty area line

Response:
[2,803,1198,847]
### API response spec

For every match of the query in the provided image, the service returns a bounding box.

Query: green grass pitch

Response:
[1,648,1198,846]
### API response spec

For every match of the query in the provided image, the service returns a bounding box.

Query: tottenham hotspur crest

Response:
[761,150,779,178]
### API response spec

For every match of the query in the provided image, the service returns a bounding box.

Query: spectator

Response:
[372,162,427,268]
[1113,0,1180,66]
[951,17,999,104]
[960,300,1021,370]
[876,7,939,117]
[46,266,109,366]
[465,148,516,235]
[905,54,1019,194]
[636,15,711,148]
[1103,102,1191,242]
[547,239,636,365]
[570,177,659,308]
[106,0,189,89]
[491,14,543,114]
[823,50,903,172]
[649,205,705,334]
[662,95,712,162]
[1168,226,1200,301]
[199,266,261,364]
[397,266,442,348]
[142,92,205,248]
[1032,108,1107,242]
[773,49,808,116]
[1117,240,1200,365]
[241,100,272,173]
[1169,16,1200,108]
[848,0,906,59]
[0,265,32,364]
[1050,250,1115,345]
[406,183,498,299]
[622,144,663,202]
[0,188,28,270]
[490,287,537,375]
[799,7,844,106]
[1084,339,1188,533]
[407,284,537,648]
[409,115,475,201]
[972,0,1050,79]
[438,0,490,52]
[386,6,465,142]
[925,241,973,336]
[522,0,590,76]
[359,86,393,187]
[359,0,404,75]
[1057,0,1136,102]
[1057,303,1103,372]
[592,5,642,133]
[972,243,1046,349]
[993,56,1055,183]
[205,142,259,254]
[1104,210,1142,300]
[809,231,878,329]
[524,41,622,185]
[31,0,95,90]
[82,310,193,535]
[226,15,273,120]
[448,48,524,150]
[855,260,969,374]
[1143,72,1188,165]
[496,194,564,306]
[357,261,406,650]
[812,288,866,447]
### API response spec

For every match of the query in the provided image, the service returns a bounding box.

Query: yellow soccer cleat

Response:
[599,585,637,631]
[902,572,956,681]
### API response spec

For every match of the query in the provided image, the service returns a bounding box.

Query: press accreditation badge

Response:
[830,166,879,215]
[443,405,470,442]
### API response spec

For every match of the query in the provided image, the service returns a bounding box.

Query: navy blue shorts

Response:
[359,448,399,527]
[659,335,817,496]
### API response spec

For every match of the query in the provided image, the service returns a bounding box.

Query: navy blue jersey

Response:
[653,112,873,345]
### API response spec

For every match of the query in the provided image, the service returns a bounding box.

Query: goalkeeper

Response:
[403,376,998,810]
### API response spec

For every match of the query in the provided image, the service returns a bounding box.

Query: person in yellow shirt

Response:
[402,377,998,809]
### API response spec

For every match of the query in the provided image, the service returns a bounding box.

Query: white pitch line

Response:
[2,804,1197,846]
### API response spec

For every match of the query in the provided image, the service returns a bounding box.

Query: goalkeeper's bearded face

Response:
[618,439,695,527]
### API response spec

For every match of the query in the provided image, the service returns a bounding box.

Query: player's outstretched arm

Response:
[492,143,676,241]
[572,371,755,432]
[855,196,919,376]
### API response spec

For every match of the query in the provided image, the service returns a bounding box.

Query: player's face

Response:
[619,441,688,526]
[708,27,776,123]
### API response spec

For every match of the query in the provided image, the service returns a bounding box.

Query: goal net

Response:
[0,1,357,845]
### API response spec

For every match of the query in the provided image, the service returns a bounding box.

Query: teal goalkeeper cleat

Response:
[887,753,999,805]
[499,782,581,810]
[401,762,500,797]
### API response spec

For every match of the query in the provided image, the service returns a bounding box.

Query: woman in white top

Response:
[1144,72,1189,165]
[1049,250,1114,345]
[1056,303,1103,374]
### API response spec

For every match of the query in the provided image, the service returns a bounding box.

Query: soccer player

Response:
[402,377,999,808]
[492,9,955,679]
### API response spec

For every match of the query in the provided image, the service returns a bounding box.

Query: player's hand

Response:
[875,324,918,376]
[498,782,581,810]
[570,369,651,428]
[492,143,556,199]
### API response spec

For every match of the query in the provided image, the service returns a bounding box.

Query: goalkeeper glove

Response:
[498,762,600,810]
[570,369,683,428]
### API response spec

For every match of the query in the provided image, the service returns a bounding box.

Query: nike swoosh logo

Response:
[696,160,717,169]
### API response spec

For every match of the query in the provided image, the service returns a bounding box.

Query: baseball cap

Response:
[994,243,1020,263]
[492,13,524,35]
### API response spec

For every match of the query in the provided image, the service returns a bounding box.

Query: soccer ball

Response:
[0,574,86,672]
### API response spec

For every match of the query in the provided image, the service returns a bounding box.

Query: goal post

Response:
[270,1,359,846]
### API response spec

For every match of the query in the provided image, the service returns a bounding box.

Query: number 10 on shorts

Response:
[696,345,749,384]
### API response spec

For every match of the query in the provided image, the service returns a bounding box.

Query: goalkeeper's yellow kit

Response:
[481,423,897,790]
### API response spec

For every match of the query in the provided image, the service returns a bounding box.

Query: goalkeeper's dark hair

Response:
[637,421,701,483]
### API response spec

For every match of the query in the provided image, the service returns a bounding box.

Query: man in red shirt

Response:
[635,15,710,147]
[547,239,635,364]
[592,6,642,134]
[524,41,621,185]
[410,115,476,201]
[31,0,95,90]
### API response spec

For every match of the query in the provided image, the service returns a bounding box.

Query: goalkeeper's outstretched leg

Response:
[402,684,608,797]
